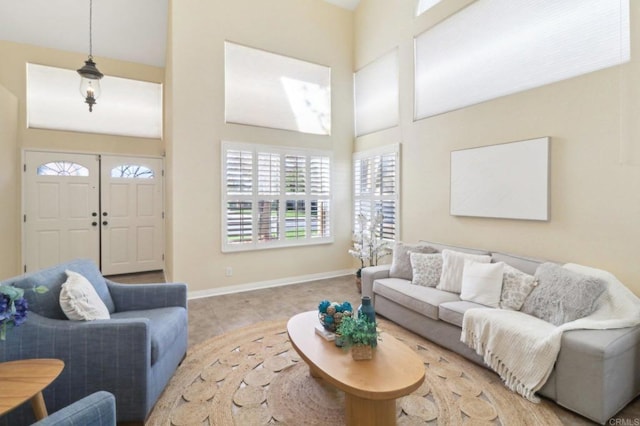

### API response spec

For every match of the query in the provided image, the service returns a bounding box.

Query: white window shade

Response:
[354,49,399,137]
[27,63,162,139]
[225,42,331,135]
[414,0,630,119]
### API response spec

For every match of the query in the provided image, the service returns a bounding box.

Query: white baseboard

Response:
[187,268,355,300]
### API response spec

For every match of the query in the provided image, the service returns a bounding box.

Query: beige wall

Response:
[167,0,355,291]
[0,84,20,278]
[0,41,165,156]
[0,40,165,278]
[355,0,640,294]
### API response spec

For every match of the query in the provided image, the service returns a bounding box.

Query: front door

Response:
[100,156,164,275]
[23,151,100,272]
[23,151,164,275]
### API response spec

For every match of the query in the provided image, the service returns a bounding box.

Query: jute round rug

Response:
[147,318,562,425]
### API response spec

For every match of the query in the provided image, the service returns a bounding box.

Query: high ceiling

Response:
[0,0,360,68]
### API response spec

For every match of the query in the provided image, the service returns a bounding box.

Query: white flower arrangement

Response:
[348,212,391,276]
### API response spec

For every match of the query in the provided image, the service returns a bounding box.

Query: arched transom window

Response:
[111,164,154,179]
[37,161,89,177]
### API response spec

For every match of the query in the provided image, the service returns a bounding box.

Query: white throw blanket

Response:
[461,263,640,402]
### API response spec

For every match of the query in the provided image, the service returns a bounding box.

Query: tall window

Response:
[222,142,332,252]
[353,145,400,241]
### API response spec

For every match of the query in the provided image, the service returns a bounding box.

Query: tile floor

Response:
[109,271,640,425]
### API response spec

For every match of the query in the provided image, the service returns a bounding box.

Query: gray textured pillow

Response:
[410,252,442,287]
[521,263,607,326]
[499,264,538,311]
[389,242,437,280]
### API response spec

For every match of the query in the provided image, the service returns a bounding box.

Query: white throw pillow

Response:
[410,252,443,287]
[60,270,111,321]
[460,260,505,308]
[437,249,491,294]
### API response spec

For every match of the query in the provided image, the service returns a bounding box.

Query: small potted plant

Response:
[336,315,379,361]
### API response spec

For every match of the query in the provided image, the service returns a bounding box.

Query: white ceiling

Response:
[0,0,360,68]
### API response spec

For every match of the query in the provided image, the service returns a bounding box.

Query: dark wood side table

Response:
[0,358,65,421]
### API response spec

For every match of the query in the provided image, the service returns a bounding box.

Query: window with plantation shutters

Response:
[353,144,400,241]
[222,142,332,252]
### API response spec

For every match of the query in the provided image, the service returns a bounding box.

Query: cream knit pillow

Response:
[60,270,110,321]
[437,249,491,294]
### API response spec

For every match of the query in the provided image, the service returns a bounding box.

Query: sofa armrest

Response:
[1,312,151,364]
[106,280,188,311]
[361,265,391,300]
[32,391,116,426]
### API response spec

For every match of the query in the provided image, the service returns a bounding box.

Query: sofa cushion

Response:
[500,264,538,311]
[437,250,491,294]
[410,252,442,287]
[460,261,504,308]
[373,278,460,320]
[111,307,187,365]
[60,270,111,321]
[439,301,492,327]
[521,263,607,326]
[14,259,115,319]
[389,242,437,280]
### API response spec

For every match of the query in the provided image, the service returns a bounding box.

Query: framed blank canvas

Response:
[450,137,550,221]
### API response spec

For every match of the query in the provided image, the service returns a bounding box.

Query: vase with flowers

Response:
[0,284,47,341]
[348,211,391,293]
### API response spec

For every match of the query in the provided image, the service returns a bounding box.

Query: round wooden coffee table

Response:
[0,358,65,420]
[287,311,425,426]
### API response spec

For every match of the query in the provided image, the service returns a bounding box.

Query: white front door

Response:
[23,151,164,275]
[24,151,100,272]
[100,156,164,275]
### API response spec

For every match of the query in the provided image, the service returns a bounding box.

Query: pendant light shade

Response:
[77,0,103,112]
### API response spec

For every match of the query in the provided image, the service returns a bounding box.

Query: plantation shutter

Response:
[353,145,400,241]
[225,149,253,244]
[258,152,281,241]
[310,156,331,238]
[222,142,332,251]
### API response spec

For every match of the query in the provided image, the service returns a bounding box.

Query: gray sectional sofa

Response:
[361,240,640,424]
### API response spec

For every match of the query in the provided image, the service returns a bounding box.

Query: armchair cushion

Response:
[13,259,115,319]
[111,307,187,365]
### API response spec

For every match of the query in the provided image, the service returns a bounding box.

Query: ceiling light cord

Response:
[89,0,93,59]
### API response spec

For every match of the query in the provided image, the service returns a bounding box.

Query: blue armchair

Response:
[0,259,188,425]
[31,391,116,426]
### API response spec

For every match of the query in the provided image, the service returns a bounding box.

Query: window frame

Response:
[221,141,333,252]
[352,144,401,243]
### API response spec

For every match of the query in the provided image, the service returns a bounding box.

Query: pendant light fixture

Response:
[77,0,103,112]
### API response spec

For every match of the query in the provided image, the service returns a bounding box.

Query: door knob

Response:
[92,222,98,227]
[103,212,108,216]
[92,212,97,217]
[102,221,108,226]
